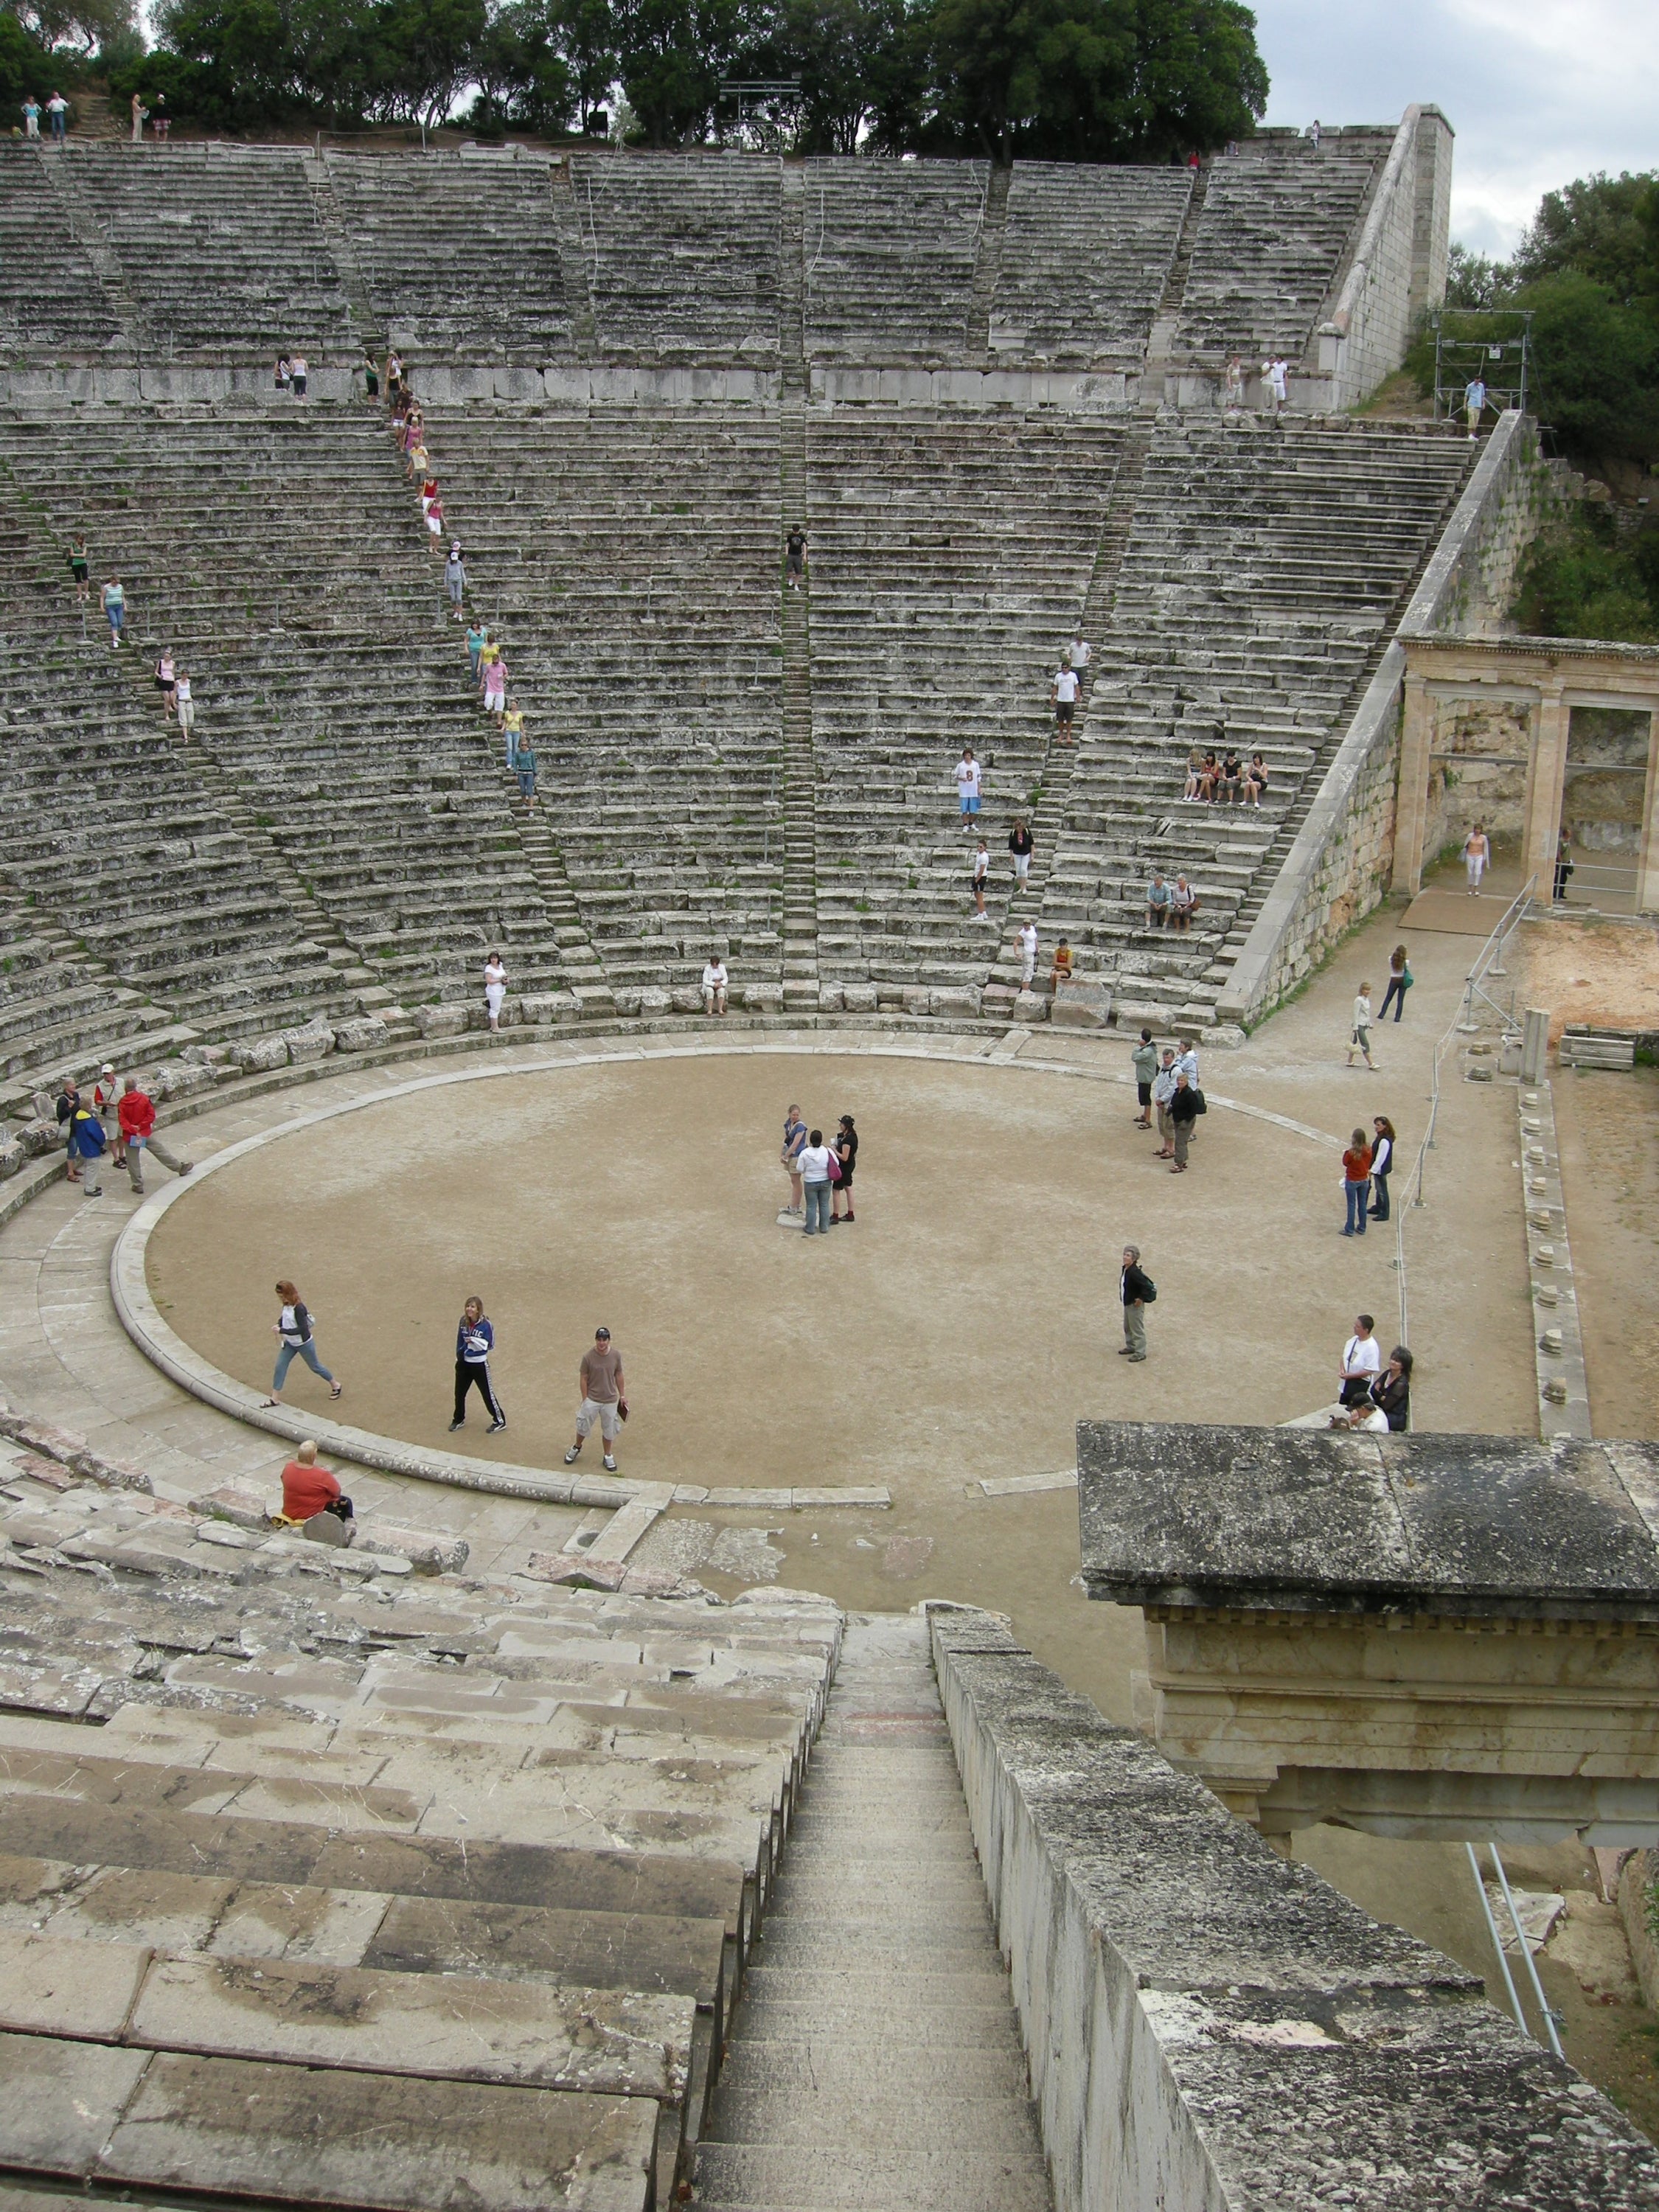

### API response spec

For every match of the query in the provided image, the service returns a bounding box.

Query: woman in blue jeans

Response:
[265,1279,343,1405]
[797,1128,836,1235]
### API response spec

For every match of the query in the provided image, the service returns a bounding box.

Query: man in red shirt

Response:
[118,1078,194,1197]
[279,1440,352,1526]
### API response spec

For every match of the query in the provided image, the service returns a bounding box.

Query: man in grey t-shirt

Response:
[565,1326,626,1472]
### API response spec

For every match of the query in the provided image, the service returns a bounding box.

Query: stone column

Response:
[1391,671,1433,896]
[1638,709,1659,915]
[1523,684,1569,884]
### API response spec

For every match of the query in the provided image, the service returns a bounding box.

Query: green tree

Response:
[922,0,1263,164]
[734,0,922,153]
[613,0,751,143]
[1523,270,1659,464]
[1442,240,1511,310]
[1512,170,1659,305]
[1512,507,1659,645]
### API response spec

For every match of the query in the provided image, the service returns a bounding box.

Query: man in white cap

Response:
[93,1063,123,1167]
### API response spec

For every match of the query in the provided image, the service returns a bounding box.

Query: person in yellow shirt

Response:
[501,702,525,771]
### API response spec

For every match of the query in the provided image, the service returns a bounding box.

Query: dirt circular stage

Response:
[145,1046,1339,1503]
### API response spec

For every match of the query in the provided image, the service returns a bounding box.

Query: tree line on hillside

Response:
[1416,172,1659,643]
[2,0,1267,159]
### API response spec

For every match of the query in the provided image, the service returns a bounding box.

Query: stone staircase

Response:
[964,162,1012,360]
[779,397,817,1013]
[692,1613,1051,2212]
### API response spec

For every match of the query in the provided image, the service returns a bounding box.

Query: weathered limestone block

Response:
[930,986,982,1019]
[519,992,580,1022]
[669,986,702,1014]
[414,1004,468,1039]
[1013,990,1048,1023]
[902,987,931,1017]
[281,1020,335,1066]
[194,1484,270,1531]
[610,989,644,1016]
[18,1119,60,1158]
[637,987,671,1018]
[0,1138,25,1179]
[150,1062,216,1100]
[0,1409,152,1492]
[233,1035,290,1074]
[817,986,846,1013]
[354,1521,469,1573]
[331,1017,390,1054]
[743,984,783,1012]
[1050,987,1112,1031]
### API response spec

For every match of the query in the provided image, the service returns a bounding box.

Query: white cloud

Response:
[1251,0,1659,255]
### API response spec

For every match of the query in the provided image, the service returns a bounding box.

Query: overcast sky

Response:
[1252,0,1658,257]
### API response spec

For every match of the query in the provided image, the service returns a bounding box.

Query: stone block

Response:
[1013,990,1048,1023]
[817,986,845,1013]
[982,984,1018,1013]
[302,1510,352,1548]
[18,1118,60,1158]
[742,984,782,1012]
[490,367,543,402]
[840,984,877,1014]
[902,987,931,1018]
[610,990,643,1016]
[194,1484,270,1532]
[332,1017,390,1054]
[281,1020,335,1066]
[930,987,981,1020]
[354,1521,469,1574]
[155,1062,215,1099]
[0,1138,23,1179]
[414,1004,468,1039]
[637,987,671,1017]
[1050,988,1111,1031]
[519,992,579,1022]
[232,1034,289,1074]
[669,985,702,1014]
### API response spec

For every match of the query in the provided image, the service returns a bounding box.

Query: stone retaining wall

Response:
[1216,410,1557,1028]
[930,1603,1659,2211]
[1317,105,1454,409]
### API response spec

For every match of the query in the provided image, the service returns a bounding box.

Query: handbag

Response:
[827,1150,844,1184]
[617,1398,629,1423]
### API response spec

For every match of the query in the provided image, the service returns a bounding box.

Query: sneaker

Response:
[487,1419,507,1433]
[563,1446,581,1464]
[448,1419,465,1431]
[179,1162,195,1176]
[602,1455,617,1472]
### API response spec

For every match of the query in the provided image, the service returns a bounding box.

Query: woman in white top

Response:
[1464,822,1490,894]
[797,1127,836,1237]
[174,669,194,737]
[483,951,507,1032]
[970,838,989,919]
[702,959,728,1015]
[1345,984,1377,1069]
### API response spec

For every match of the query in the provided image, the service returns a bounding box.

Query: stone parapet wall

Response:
[1315,108,1426,406]
[1216,411,1554,1027]
[928,1604,1659,2212]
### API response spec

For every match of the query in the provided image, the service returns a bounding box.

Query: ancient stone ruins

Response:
[2,113,1658,2207]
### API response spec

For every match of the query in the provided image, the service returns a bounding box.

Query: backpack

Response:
[1192,1088,1208,1115]
[1141,1276,1157,1302]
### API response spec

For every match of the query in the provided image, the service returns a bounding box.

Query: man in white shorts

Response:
[565,1326,626,1474]
[1017,918,1038,988]
[954,745,981,824]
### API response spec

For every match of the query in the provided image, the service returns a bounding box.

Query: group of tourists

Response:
[1183,748,1268,806]
[57,1068,194,1198]
[780,1102,858,1233]
[19,91,69,139]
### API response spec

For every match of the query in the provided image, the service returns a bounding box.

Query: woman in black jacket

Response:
[1369,1116,1397,1221]
[1369,1346,1412,1432]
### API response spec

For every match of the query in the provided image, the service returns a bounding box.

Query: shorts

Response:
[576,1397,619,1441]
[960,795,980,815]
[1137,1081,1152,1106]
[786,554,804,574]
[1056,701,1074,725]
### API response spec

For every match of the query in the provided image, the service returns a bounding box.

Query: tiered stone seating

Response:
[0,1444,841,2211]
[571,152,782,363]
[805,408,1124,995]
[0,408,571,1017]
[428,403,787,1004]
[1035,417,1473,1020]
[990,163,1191,362]
[60,145,353,359]
[0,147,122,358]
[1174,137,1387,360]
[803,159,987,361]
[327,152,576,363]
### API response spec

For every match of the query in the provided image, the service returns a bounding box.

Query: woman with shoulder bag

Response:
[265,1280,342,1407]
[1377,945,1411,1024]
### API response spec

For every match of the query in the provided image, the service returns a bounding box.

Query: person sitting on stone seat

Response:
[1170,877,1197,931]
[1241,752,1268,807]
[277,1440,353,1528]
[1195,749,1220,800]
[1183,747,1207,799]
[1146,872,1173,929]
[1048,938,1074,990]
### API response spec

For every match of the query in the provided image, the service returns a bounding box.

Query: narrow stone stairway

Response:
[693,1613,1052,2212]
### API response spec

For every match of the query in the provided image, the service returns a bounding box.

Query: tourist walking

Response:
[174,667,195,739]
[1368,1115,1396,1222]
[155,649,177,720]
[279,1440,353,1526]
[955,746,981,822]
[702,955,728,1015]
[564,1326,626,1472]
[1008,818,1033,886]
[445,540,466,616]
[69,1099,108,1195]
[831,1113,858,1224]
[1152,1048,1178,1156]
[1553,830,1574,904]
[1377,944,1411,1023]
[1464,822,1490,894]
[785,526,807,589]
[483,951,507,1032]
[1131,1029,1158,1127]
[514,739,537,813]
[1169,1071,1198,1171]
[265,1280,341,1407]
[1018,917,1037,988]
[118,1077,193,1194]
[1119,1245,1155,1360]
[1338,1314,1381,1406]
[465,618,487,685]
[1464,375,1486,439]
[101,574,125,647]
[1341,1127,1372,1236]
[68,535,89,601]
[1346,984,1377,1069]
[781,1102,807,1217]
[449,1296,505,1433]
[502,700,524,769]
[55,1077,80,1182]
[384,351,404,404]
[1068,630,1091,679]
[483,642,507,720]
[797,1127,837,1236]
[46,90,68,142]
[1051,658,1079,741]
[275,356,291,394]
[970,837,990,919]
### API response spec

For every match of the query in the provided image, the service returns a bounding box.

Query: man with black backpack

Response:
[1120,1245,1155,1362]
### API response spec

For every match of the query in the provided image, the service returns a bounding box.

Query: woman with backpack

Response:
[265,1280,342,1406]
[1377,945,1411,1024]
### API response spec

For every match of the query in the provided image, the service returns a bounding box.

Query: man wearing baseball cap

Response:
[564,1326,627,1474]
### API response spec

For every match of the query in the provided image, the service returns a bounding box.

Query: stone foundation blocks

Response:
[232,1035,290,1074]
[330,1017,390,1054]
